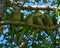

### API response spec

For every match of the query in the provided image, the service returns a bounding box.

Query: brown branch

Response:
[20,6,60,10]
[0,21,60,30]
[5,0,60,10]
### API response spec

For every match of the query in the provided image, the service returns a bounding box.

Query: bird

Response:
[11,6,21,21]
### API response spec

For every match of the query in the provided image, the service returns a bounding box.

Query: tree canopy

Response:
[0,0,60,48]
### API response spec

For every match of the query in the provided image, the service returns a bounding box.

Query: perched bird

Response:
[27,15,33,24]
[24,14,33,24]
[44,13,54,26]
[43,13,55,43]
[37,15,44,26]
[11,6,21,21]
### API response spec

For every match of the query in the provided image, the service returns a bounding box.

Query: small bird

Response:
[11,6,21,21]
[37,15,44,26]
[43,13,55,42]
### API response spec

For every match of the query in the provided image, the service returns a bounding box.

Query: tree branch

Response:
[20,6,60,10]
[6,0,60,10]
[0,21,60,30]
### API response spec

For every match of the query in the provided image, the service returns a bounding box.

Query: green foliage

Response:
[0,0,60,48]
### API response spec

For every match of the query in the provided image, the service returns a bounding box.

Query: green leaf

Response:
[18,26,29,42]
[46,30,55,43]
[26,27,33,35]
[32,29,38,40]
